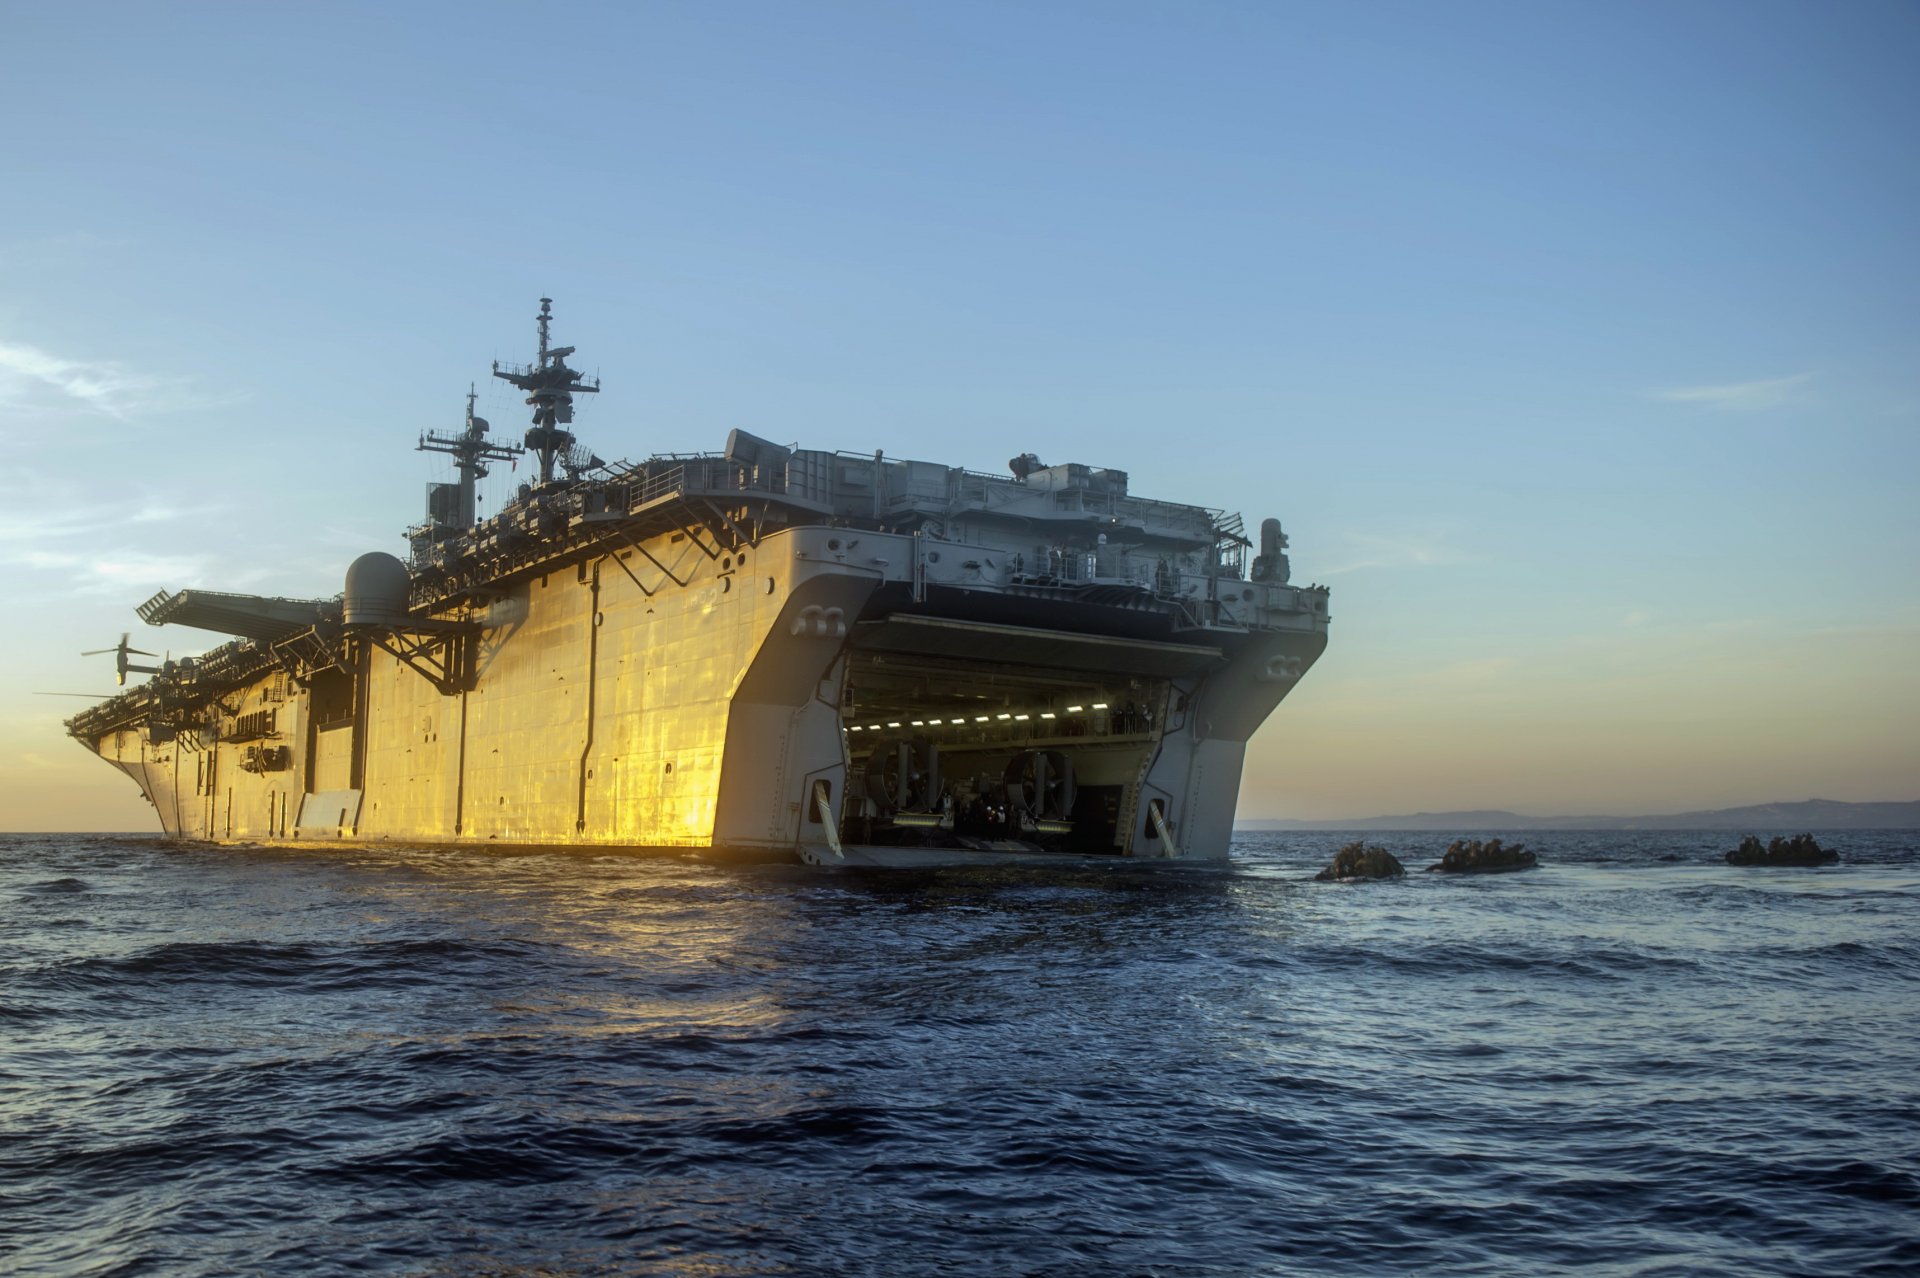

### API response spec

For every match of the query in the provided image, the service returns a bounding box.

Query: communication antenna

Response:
[491,298,601,486]
[418,383,525,527]
[560,441,607,480]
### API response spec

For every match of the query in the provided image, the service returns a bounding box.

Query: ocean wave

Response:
[26,936,556,997]
[18,877,91,895]
[2,830,1916,1278]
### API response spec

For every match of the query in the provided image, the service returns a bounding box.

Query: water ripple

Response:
[1,830,1916,1276]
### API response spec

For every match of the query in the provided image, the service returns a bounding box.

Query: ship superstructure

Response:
[66,302,1330,866]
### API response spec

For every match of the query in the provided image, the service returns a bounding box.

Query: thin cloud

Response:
[0,339,237,419]
[0,476,205,547]
[0,230,128,271]
[1413,656,1513,687]
[9,546,210,596]
[1651,373,1812,412]
[1321,531,1472,577]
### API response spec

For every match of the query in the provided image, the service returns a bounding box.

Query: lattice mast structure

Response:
[416,386,525,528]
[491,297,600,485]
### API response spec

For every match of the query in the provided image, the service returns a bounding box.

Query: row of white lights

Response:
[846,704,1109,732]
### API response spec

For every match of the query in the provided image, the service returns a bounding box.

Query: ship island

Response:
[66,301,1330,867]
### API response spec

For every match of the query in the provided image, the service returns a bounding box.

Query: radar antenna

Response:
[560,441,607,480]
[418,384,526,527]
[491,297,600,485]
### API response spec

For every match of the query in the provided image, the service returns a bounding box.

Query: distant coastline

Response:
[1238,798,1920,832]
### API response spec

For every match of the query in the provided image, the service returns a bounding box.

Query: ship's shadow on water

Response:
[2,831,1918,1276]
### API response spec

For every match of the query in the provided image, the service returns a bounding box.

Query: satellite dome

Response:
[343,552,411,627]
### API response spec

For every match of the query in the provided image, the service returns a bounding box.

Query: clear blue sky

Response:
[3,1,1916,828]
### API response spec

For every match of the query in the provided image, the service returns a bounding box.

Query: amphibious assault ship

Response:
[66,302,1330,866]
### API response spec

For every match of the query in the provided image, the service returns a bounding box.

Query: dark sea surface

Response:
[3,830,1917,1277]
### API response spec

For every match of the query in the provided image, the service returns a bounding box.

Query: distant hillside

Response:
[1239,799,1920,832]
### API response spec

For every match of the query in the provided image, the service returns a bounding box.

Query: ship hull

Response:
[77,521,1326,866]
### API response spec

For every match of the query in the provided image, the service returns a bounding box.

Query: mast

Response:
[417,384,525,527]
[491,297,601,485]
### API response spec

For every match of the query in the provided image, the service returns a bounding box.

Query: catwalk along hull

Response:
[68,306,1329,866]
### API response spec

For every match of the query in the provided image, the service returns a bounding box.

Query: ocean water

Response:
[2,830,1916,1277]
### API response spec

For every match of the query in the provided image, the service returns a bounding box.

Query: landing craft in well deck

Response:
[66,301,1330,866]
